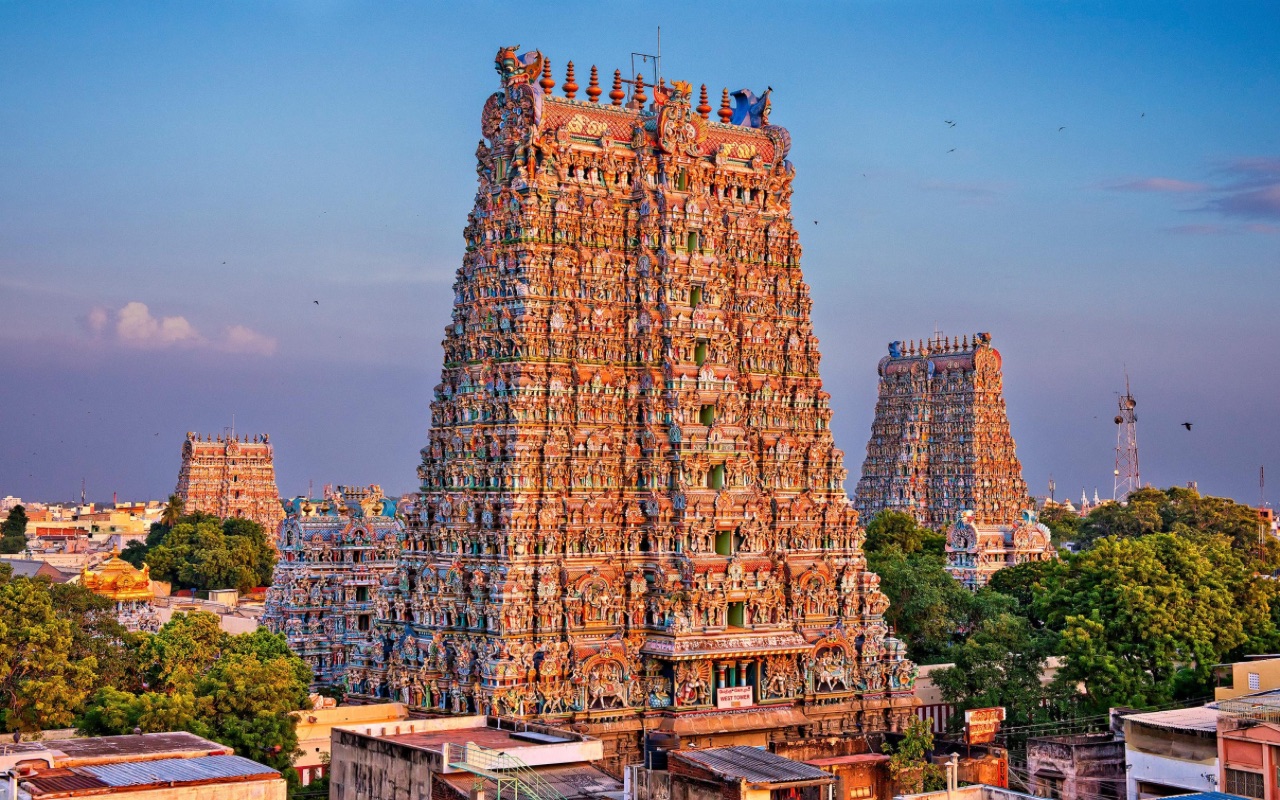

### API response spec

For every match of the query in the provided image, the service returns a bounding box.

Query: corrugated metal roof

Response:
[674,746,834,785]
[1125,705,1220,734]
[82,755,279,787]
[1165,793,1251,800]
[19,769,109,795]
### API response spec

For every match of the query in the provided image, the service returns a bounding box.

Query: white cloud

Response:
[221,324,278,356]
[91,301,276,356]
[115,301,202,347]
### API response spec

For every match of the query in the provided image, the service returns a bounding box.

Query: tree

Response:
[1038,504,1080,547]
[139,612,228,692]
[78,627,311,776]
[48,581,146,694]
[145,516,276,592]
[864,510,945,555]
[1,505,28,554]
[0,576,99,732]
[119,540,149,569]
[986,560,1064,629]
[868,546,981,663]
[932,612,1070,730]
[884,717,945,794]
[1039,532,1274,713]
[161,494,185,528]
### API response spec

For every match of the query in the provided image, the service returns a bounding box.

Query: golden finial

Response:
[563,61,578,99]
[609,69,625,106]
[718,88,732,123]
[586,65,601,103]
[633,73,647,107]
[697,84,711,119]
[539,58,555,96]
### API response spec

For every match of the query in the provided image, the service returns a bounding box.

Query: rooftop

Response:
[18,754,278,797]
[1125,705,1221,735]
[0,731,231,771]
[440,762,622,800]
[672,746,835,787]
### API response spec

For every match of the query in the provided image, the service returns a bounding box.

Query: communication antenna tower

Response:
[1113,373,1140,502]
[1048,475,1056,503]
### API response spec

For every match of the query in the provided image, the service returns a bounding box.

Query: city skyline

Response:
[2,1,1277,506]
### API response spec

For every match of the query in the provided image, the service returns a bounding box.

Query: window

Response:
[727,602,745,627]
[687,231,699,252]
[699,404,715,426]
[1036,775,1063,800]
[707,464,725,490]
[689,285,703,308]
[356,586,369,603]
[694,340,708,366]
[715,530,733,556]
[1249,672,1261,690]
[1226,769,1265,799]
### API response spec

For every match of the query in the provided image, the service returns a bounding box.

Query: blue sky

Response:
[1,1,1277,507]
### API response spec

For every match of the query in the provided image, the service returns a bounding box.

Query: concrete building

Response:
[1124,706,1222,800]
[1217,694,1280,800]
[1027,731,1126,800]
[327,714,621,800]
[895,785,1042,800]
[291,703,408,786]
[1216,659,1280,702]
[0,731,284,800]
[0,560,70,583]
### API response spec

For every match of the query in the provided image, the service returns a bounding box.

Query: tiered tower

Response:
[262,485,404,687]
[174,431,284,532]
[854,334,1033,530]
[344,48,917,769]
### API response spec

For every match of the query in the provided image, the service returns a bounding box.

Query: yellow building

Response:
[80,552,160,632]
[1216,657,1280,700]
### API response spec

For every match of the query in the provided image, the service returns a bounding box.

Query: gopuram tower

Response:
[853,334,1054,587]
[348,48,917,769]
[175,431,284,532]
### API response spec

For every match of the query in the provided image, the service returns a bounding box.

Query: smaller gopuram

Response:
[175,431,284,532]
[262,485,405,688]
[854,333,1033,530]
[945,509,1055,589]
[80,553,159,632]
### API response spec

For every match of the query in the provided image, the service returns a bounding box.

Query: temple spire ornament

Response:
[609,69,625,106]
[718,87,733,123]
[562,60,577,98]
[586,65,601,102]
[343,46,918,773]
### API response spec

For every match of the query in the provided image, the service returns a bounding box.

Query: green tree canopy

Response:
[864,510,946,555]
[1038,532,1275,712]
[868,545,1000,663]
[144,515,276,592]
[1,504,29,554]
[0,576,100,732]
[883,717,945,794]
[1038,503,1081,547]
[139,612,228,692]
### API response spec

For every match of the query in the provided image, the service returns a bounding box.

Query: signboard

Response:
[717,686,754,709]
[964,707,1006,744]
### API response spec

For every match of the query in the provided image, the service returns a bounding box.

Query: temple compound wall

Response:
[852,335,1054,587]
[175,431,284,533]
[341,47,918,772]
[262,485,405,688]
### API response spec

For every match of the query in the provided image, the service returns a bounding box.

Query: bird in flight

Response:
[947,148,956,153]
[813,220,818,225]
[945,120,955,127]
[1181,422,1193,431]
[1058,126,1066,132]
[313,300,320,305]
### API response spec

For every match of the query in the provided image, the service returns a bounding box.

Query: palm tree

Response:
[161,494,185,528]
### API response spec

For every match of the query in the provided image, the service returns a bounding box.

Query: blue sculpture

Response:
[731,87,772,128]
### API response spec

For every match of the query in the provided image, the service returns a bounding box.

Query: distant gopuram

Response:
[853,334,1054,587]
[174,431,284,532]
[263,485,405,688]
[343,47,917,769]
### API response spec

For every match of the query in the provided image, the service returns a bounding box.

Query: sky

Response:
[1,1,1277,507]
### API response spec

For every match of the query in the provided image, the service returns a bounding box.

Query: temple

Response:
[174,431,284,532]
[852,334,1054,587]
[341,47,917,772]
[80,552,159,632]
[262,485,405,688]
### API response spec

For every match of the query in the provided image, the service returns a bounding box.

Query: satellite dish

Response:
[1114,416,1123,425]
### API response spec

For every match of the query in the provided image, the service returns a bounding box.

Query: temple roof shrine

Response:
[174,431,283,533]
[340,48,917,771]
[80,552,159,632]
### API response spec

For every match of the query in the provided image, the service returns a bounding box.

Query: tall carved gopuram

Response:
[175,431,284,532]
[853,333,1035,530]
[262,485,405,688]
[348,48,917,770]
